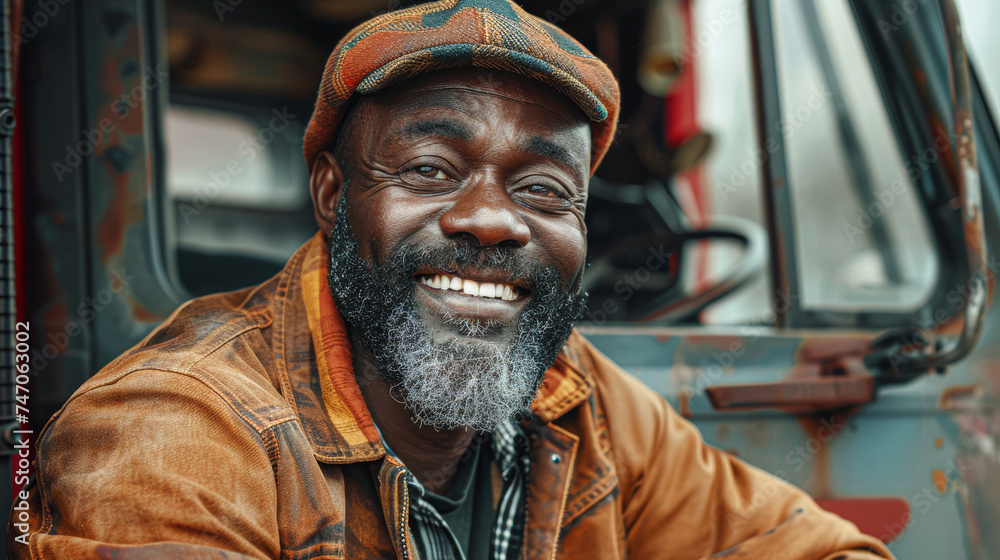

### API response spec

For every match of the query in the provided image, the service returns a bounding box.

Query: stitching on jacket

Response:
[559,486,619,539]
[261,426,281,483]
[74,317,272,400]
[234,272,279,309]
[273,244,304,419]
[78,367,291,433]
[187,316,272,369]
[546,423,580,559]
[558,383,618,530]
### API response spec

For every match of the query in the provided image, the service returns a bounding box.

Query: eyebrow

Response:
[401,119,472,141]
[523,136,581,171]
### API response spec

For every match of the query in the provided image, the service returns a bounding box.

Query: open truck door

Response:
[581,0,999,556]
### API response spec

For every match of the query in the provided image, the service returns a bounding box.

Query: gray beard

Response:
[382,301,546,432]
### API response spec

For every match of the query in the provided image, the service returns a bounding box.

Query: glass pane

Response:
[696,0,773,325]
[955,0,1000,120]
[774,0,938,312]
[165,106,308,210]
[164,104,315,296]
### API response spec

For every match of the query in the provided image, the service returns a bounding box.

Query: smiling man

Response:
[9,1,895,559]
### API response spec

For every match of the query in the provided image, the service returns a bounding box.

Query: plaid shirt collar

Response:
[378,420,529,560]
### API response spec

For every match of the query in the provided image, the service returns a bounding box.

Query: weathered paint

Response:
[814,498,911,543]
[582,324,987,556]
[933,469,948,494]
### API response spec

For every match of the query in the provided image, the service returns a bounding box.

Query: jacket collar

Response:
[277,232,594,463]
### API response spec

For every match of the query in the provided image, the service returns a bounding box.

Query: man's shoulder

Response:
[561,329,669,416]
[71,281,291,426]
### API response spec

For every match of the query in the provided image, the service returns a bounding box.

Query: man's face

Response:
[322,69,592,431]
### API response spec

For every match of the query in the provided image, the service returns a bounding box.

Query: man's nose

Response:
[439,177,531,247]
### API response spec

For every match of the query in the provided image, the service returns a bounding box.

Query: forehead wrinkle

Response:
[522,136,582,172]
[365,80,590,180]
[399,119,473,142]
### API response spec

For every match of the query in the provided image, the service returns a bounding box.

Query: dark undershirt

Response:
[422,439,496,559]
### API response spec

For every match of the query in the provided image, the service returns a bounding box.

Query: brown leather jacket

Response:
[8,233,894,559]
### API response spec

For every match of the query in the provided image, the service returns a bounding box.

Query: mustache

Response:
[389,240,563,291]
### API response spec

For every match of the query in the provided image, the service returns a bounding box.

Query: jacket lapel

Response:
[275,232,385,463]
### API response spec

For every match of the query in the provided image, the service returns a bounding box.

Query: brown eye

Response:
[516,183,572,211]
[527,185,556,197]
[413,165,447,180]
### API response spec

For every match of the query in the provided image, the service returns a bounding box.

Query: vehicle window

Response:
[956,0,1000,119]
[166,105,307,210]
[164,104,315,296]
[777,0,937,312]
[695,0,772,325]
[693,0,938,324]
[158,0,941,323]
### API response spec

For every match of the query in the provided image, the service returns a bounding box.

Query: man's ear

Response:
[310,151,344,233]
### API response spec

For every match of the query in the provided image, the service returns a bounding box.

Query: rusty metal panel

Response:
[77,0,182,370]
[582,314,999,559]
[24,0,185,425]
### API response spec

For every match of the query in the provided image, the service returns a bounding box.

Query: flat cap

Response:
[303,0,620,176]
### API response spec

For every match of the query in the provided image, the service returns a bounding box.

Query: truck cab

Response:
[6,0,1000,557]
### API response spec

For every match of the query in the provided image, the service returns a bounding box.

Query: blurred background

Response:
[158,0,998,324]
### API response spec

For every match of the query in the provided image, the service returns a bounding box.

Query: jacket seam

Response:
[234,274,277,309]
[547,423,580,560]
[186,312,273,371]
[35,318,274,439]
[260,426,282,485]
[33,366,296,541]
[29,533,44,560]
[82,317,272,399]
[273,244,304,421]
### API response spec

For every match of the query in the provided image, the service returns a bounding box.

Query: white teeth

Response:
[462,279,479,296]
[417,274,519,301]
[480,283,496,298]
